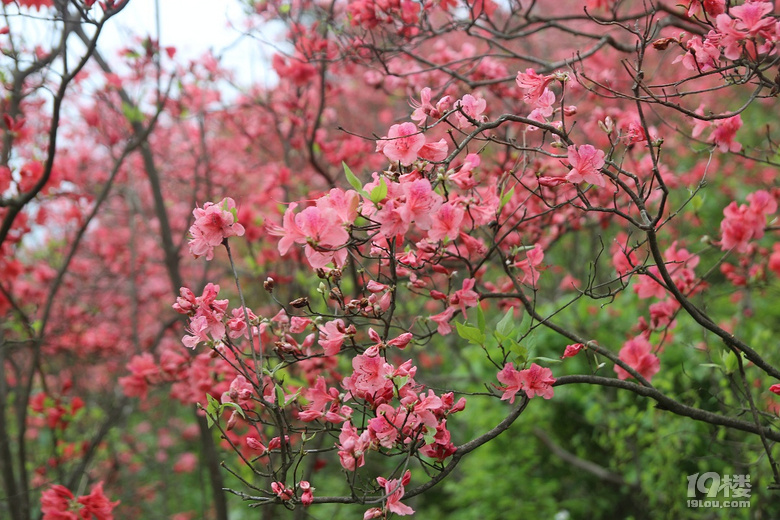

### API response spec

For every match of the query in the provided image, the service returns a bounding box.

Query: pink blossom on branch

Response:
[375,470,414,516]
[41,481,119,520]
[720,190,777,253]
[561,343,585,359]
[188,197,245,261]
[376,122,426,165]
[566,144,606,187]
[614,336,660,381]
[497,362,556,402]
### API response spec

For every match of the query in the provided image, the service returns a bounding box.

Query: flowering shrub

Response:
[2,0,780,518]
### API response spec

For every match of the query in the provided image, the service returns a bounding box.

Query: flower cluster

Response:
[187,197,245,261]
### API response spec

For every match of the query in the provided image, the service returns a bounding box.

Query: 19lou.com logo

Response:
[686,472,751,509]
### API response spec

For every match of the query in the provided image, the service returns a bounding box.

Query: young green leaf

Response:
[477,304,486,335]
[496,308,515,338]
[369,177,388,203]
[343,162,363,192]
[456,321,486,345]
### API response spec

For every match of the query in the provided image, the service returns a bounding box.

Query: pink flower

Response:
[316,188,360,224]
[319,319,348,356]
[41,485,77,520]
[188,197,245,261]
[376,470,414,516]
[368,403,406,448]
[173,452,199,473]
[41,482,119,520]
[720,190,776,253]
[614,336,660,381]
[77,482,119,520]
[299,481,314,506]
[566,144,606,187]
[398,179,443,231]
[449,278,479,316]
[418,138,449,162]
[709,115,742,153]
[271,482,294,501]
[428,202,465,242]
[518,363,556,399]
[272,204,350,268]
[429,307,456,335]
[344,347,394,398]
[338,421,370,471]
[449,153,480,189]
[454,94,487,128]
[410,87,452,125]
[497,362,555,401]
[515,68,555,105]
[729,2,775,35]
[561,343,584,359]
[769,384,780,395]
[376,122,426,165]
[513,243,545,286]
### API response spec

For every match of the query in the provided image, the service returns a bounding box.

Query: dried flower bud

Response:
[290,297,309,308]
[264,277,275,292]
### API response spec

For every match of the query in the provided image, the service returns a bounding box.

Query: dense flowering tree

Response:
[2,0,780,518]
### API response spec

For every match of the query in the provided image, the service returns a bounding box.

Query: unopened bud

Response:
[264,277,275,292]
[226,410,238,431]
[598,116,614,134]
[290,297,309,308]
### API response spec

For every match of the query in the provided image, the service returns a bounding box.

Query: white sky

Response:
[99,0,275,87]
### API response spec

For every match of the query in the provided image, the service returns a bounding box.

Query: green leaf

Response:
[500,186,515,210]
[723,350,739,375]
[528,356,563,364]
[275,385,286,407]
[513,344,528,364]
[369,177,388,203]
[699,363,722,369]
[284,389,301,406]
[496,308,515,338]
[221,401,246,419]
[343,162,363,192]
[121,102,144,124]
[456,321,486,346]
[476,304,486,335]
[423,425,437,446]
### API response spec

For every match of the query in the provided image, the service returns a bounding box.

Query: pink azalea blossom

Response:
[338,421,370,471]
[271,204,350,268]
[411,87,452,125]
[449,277,479,316]
[319,319,348,356]
[720,190,776,252]
[376,122,426,165]
[429,306,456,335]
[454,94,487,128]
[513,244,545,285]
[428,202,465,242]
[566,144,606,187]
[614,336,661,381]
[398,179,443,230]
[497,362,556,401]
[709,115,742,153]
[418,138,449,162]
[188,197,245,260]
[376,470,414,516]
[515,68,555,105]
